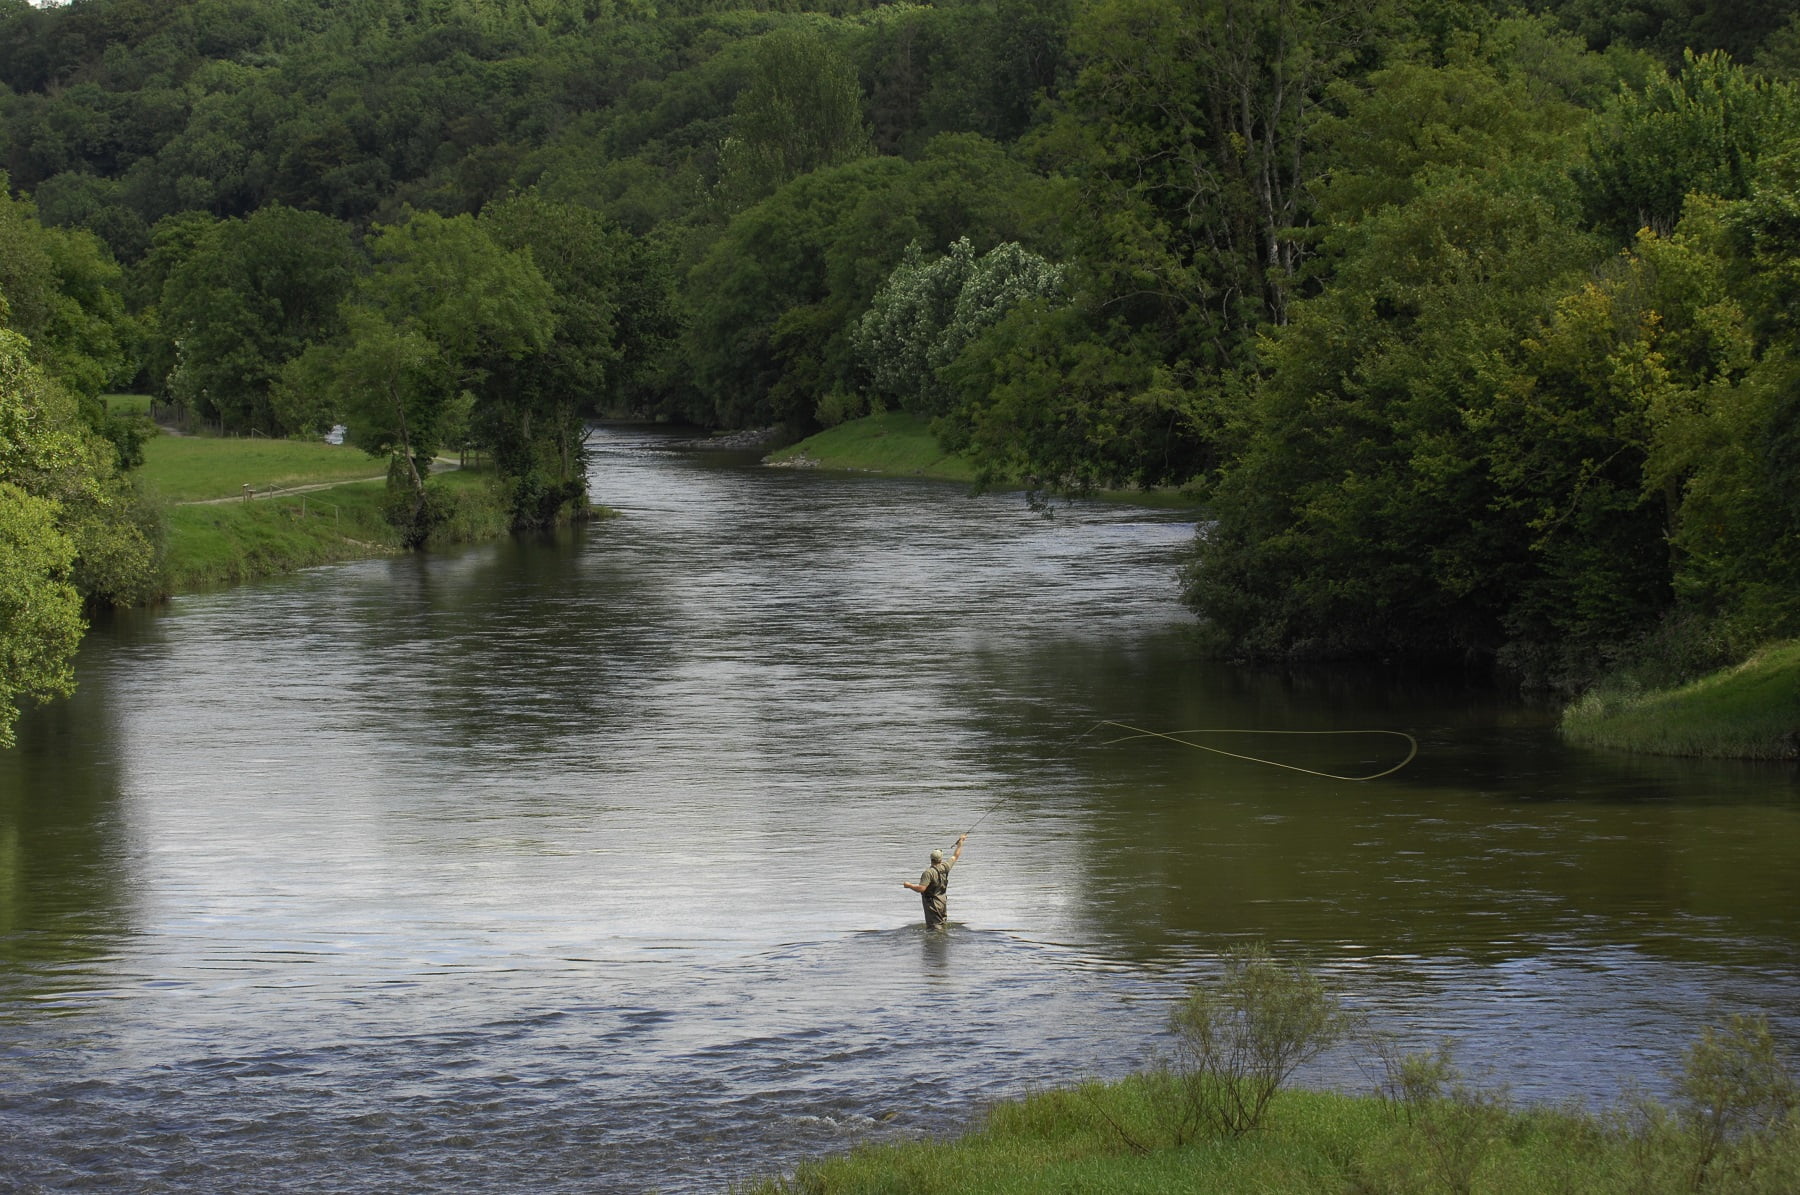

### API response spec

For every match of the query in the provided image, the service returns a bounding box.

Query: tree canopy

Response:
[2,0,1799,712]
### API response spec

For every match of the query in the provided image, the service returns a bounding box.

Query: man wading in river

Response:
[902,834,966,929]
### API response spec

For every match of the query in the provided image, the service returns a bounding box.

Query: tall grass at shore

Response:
[1562,640,1800,759]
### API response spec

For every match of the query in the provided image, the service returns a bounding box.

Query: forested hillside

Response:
[3,0,1800,726]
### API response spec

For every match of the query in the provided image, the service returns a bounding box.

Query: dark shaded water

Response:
[2,427,1796,1192]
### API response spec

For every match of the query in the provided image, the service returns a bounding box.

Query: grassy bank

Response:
[766,412,981,483]
[138,432,512,593]
[745,1074,1800,1194]
[745,950,1798,1193]
[767,413,1200,510]
[1561,640,1800,759]
[139,433,387,502]
[158,468,510,592]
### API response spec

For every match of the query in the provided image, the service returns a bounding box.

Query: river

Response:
[2,426,1796,1192]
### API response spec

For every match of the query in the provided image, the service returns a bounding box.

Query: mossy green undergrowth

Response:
[1562,640,1800,759]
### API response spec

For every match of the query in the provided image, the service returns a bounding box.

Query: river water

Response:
[2,426,1797,1192]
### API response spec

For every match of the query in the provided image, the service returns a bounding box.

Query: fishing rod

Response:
[961,793,1012,838]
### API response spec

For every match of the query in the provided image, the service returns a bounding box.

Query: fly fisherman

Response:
[902,833,967,930]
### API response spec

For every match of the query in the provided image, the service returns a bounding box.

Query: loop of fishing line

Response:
[951,718,1417,840]
[1093,720,1418,782]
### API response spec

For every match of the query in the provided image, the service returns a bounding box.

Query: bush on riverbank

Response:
[1561,640,1800,759]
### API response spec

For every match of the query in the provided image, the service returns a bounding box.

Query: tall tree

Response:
[1185,118,1605,672]
[479,193,635,527]
[0,178,133,404]
[159,203,357,434]
[853,236,1066,418]
[715,27,872,209]
[1036,0,1384,347]
[333,209,553,543]
[1581,50,1800,244]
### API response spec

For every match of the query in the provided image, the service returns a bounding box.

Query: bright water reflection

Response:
[1,426,1797,1193]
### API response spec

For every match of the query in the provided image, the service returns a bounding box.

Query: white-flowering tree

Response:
[853,237,1064,416]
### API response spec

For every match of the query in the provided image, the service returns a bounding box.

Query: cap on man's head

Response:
[930,849,944,862]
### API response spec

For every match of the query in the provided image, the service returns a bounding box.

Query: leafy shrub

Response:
[1676,1014,1798,1190]
[1156,943,1355,1141]
[1375,1040,1511,1194]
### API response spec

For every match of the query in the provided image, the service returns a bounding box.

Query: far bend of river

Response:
[3,426,1798,1193]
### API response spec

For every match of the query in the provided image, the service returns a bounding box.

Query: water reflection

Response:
[0,626,132,990]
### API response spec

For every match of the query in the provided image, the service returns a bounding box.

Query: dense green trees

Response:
[717,26,872,207]
[1189,42,1800,680]
[159,204,357,434]
[0,331,86,750]
[329,210,553,543]
[0,316,158,746]
[3,0,1799,707]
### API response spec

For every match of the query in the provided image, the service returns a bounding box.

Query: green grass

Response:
[161,477,402,590]
[140,433,388,503]
[1561,639,1800,759]
[135,431,513,592]
[768,412,982,483]
[768,413,1201,509]
[160,468,509,592]
[742,1075,1800,1194]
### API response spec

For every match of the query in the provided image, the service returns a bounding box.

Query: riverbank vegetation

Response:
[768,412,981,485]
[770,412,1200,509]
[750,1073,1800,1193]
[158,467,511,592]
[748,950,1800,1193]
[6,0,1800,741]
[92,413,518,590]
[1562,640,1800,760]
